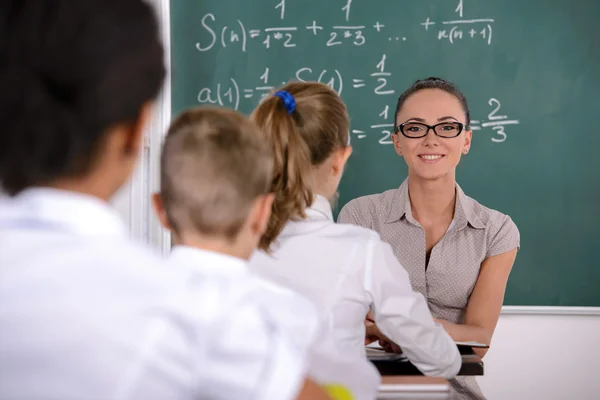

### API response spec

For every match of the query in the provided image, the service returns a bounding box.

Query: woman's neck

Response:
[407,173,456,225]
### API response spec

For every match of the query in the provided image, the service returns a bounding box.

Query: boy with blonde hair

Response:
[153,106,381,400]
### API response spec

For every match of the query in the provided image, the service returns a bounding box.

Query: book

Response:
[455,341,489,348]
[365,340,488,361]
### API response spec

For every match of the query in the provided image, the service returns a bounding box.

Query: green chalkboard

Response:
[170,0,600,307]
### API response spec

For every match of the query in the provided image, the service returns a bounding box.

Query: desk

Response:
[368,347,483,376]
[377,376,450,399]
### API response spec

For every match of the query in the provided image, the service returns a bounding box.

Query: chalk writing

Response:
[190,1,516,145]
[352,54,394,94]
[197,78,240,111]
[434,21,493,45]
[275,0,286,20]
[196,63,519,144]
[195,14,249,52]
[193,0,500,53]
[261,27,297,49]
[342,0,353,21]
[351,97,518,144]
[424,0,495,45]
[306,21,323,35]
[455,0,464,17]
[470,98,520,143]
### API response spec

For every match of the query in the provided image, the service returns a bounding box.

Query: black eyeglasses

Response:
[395,121,466,138]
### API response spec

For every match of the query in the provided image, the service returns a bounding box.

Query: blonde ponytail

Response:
[251,82,350,252]
[252,94,313,251]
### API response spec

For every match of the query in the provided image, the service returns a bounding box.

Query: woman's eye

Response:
[440,124,456,131]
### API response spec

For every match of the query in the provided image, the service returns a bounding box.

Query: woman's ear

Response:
[391,133,403,156]
[463,129,473,154]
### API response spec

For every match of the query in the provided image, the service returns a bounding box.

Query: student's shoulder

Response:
[250,273,320,333]
[331,220,383,242]
[247,252,316,308]
[88,238,166,271]
[316,219,389,262]
[79,239,196,296]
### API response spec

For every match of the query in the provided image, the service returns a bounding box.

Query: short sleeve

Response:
[486,215,520,258]
[197,286,309,400]
[337,200,370,228]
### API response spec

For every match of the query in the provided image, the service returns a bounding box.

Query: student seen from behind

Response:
[152,106,380,400]
[0,1,330,399]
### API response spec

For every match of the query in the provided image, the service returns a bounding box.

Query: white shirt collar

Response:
[0,188,127,237]
[304,195,334,221]
[169,245,249,277]
[277,195,334,240]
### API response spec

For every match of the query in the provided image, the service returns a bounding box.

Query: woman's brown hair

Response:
[251,81,349,251]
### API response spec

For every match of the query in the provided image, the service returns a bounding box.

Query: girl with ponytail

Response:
[252,83,351,251]
[250,81,462,380]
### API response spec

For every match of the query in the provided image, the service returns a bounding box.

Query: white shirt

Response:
[0,189,308,400]
[167,246,381,400]
[250,195,462,379]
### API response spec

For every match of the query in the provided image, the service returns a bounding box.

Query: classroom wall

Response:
[479,314,600,400]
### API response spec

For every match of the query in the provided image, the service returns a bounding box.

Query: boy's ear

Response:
[249,193,274,236]
[152,192,172,231]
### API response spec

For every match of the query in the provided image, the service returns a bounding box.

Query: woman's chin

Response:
[412,168,453,182]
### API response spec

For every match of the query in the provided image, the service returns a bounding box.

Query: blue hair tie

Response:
[274,90,296,114]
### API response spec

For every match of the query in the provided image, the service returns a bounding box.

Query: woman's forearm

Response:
[434,319,491,357]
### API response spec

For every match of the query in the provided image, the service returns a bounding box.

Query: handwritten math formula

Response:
[196,0,494,52]
[189,0,519,144]
[361,97,519,145]
[197,54,519,144]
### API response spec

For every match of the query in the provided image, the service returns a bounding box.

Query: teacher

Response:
[338,77,520,400]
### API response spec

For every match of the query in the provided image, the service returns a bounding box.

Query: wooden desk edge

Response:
[381,377,448,385]
[379,376,450,393]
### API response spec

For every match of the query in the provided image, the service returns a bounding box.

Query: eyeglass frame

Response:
[394,121,468,139]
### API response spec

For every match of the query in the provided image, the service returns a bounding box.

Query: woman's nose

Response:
[421,128,440,146]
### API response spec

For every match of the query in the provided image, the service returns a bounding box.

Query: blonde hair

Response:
[160,107,272,240]
[251,82,349,251]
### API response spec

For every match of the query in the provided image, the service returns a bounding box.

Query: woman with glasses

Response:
[339,77,520,400]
